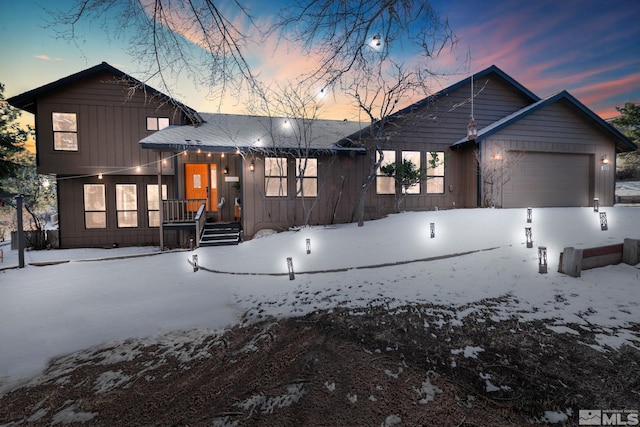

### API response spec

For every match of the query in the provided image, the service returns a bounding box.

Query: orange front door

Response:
[185,163,218,212]
[185,164,209,212]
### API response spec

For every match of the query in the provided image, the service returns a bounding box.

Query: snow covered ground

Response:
[1,206,639,394]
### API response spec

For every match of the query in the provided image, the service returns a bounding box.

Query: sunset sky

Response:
[1,0,639,126]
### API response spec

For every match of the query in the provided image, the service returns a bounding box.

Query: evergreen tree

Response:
[611,103,640,180]
[0,83,29,191]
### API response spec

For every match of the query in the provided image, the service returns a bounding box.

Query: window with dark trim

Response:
[265,157,288,197]
[84,184,106,229]
[426,151,445,194]
[146,117,170,131]
[296,158,317,198]
[116,184,138,228]
[402,151,421,194]
[53,112,78,151]
[376,150,395,194]
[147,184,168,227]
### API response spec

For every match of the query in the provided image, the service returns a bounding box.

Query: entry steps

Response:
[199,222,241,246]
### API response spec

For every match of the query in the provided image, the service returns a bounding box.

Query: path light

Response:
[287,257,295,280]
[192,254,199,272]
[593,198,599,212]
[306,238,311,255]
[599,212,608,231]
[430,222,435,239]
[525,227,533,248]
[527,207,532,223]
[538,246,547,274]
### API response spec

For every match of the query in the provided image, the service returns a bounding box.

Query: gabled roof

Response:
[451,91,638,152]
[337,65,541,145]
[7,62,203,125]
[139,113,366,154]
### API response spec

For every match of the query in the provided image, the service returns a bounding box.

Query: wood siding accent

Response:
[34,71,182,176]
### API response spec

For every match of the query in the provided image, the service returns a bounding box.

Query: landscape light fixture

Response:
[593,198,599,212]
[599,212,608,231]
[192,254,199,272]
[527,207,532,223]
[306,238,311,255]
[430,222,436,239]
[538,246,548,274]
[287,257,295,280]
[525,227,533,248]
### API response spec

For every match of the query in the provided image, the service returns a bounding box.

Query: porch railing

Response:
[162,199,207,224]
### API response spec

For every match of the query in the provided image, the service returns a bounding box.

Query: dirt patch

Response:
[1,298,638,426]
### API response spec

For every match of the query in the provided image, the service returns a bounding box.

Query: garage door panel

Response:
[502,152,590,208]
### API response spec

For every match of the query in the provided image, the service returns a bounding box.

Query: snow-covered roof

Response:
[140,113,366,154]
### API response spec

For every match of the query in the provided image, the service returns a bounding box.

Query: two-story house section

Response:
[8,62,201,248]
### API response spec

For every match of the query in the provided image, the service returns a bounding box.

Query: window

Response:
[84,184,106,229]
[426,151,445,194]
[376,150,396,194]
[146,117,170,131]
[296,158,317,198]
[402,151,421,194]
[52,112,78,151]
[147,184,168,227]
[116,184,138,228]
[265,157,288,197]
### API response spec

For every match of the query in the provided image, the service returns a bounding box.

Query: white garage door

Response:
[502,152,591,208]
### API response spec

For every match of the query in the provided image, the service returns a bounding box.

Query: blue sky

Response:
[1,0,639,122]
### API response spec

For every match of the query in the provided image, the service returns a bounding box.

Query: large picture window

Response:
[265,157,288,197]
[402,151,421,194]
[296,158,317,198]
[53,112,78,151]
[376,150,396,194]
[146,117,170,131]
[426,151,445,194]
[147,184,168,227]
[116,184,138,228]
[84,184,106,229]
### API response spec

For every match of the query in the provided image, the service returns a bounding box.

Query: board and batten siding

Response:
[481,98,617,207]
[34,71,183,177]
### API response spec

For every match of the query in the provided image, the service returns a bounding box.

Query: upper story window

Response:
[265,157,288,197]
[146,117,170,131]
[52,112,78,151]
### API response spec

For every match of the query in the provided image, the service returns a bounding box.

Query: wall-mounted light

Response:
[430,222,436,239]
[538,246,547,274]
[249,162,255,172]
[593,198,599,212]
[306,238,311,255]
[287,257,295,280]
[525,227,533,248]
[599,212,608,231]
[223,166,229,175]
[527,207,532,224]
[601,155,609,165]
[197,148,201,154]
[221,152,225,158]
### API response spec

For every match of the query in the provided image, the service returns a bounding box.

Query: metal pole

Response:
[15,195,25,268]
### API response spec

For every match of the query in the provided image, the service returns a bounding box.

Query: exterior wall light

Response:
[192,254,199,272]
[249,162,255,172]
[430,222,435,239]
[599,212,608,231]
[601,155,609,165]
[466,117,478,139]
[223,166,229,175]
[527,207,532,223]
[593,198,599,212]
[525,227,533,248]
[287,257,295,280]
[538,246,547,274]
[306,238,311,255]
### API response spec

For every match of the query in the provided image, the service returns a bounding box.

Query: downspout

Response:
[157,151,164,251]
[476,140,482,207]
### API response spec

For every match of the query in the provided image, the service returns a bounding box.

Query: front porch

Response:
[161,199,241,248]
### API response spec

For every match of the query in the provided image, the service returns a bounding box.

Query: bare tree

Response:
[475,144,524,208]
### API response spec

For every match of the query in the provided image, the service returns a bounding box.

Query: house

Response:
[8,63,636,249]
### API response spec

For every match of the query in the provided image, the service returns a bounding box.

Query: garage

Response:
[502,152,591,208]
